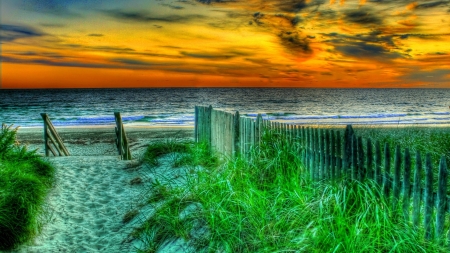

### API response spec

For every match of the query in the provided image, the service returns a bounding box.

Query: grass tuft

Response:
[134,127,448,253]
[0,124,55,250]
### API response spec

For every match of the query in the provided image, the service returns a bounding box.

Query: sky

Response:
[1,0,450,88]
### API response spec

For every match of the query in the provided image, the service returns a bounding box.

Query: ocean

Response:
[1,88,450,127]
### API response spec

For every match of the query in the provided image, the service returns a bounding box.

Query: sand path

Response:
[11,155,146,253]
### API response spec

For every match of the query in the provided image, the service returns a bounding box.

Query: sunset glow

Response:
[1,0,450,88]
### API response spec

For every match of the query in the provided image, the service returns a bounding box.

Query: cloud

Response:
[160,3,184,10]
[180,50,252,60]
[278,31,312,54]
[0,24,44,42]
[112,58,154,66]
[275,0,326,13]
[334,42,403,60]
[415,1,450,9]
[18,0,84,16]
[322,31,395,46]
[401,68,450,83]
[101,9,205,23]
[1,55,118,69]
[88,33,104,37]
[344,8,382,25]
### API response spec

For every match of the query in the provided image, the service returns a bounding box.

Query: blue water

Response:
[1,88,450,127]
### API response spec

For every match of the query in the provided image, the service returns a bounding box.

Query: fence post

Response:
[40,113,70,156]
[114,112,131,160]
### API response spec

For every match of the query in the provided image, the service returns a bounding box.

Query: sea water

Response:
[1,88,449,127]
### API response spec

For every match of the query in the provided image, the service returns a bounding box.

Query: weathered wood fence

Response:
[40,113,70,156]
[195,106,450,243]
[114,112,132,160]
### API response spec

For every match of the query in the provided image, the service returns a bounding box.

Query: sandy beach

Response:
[7,126,194,253]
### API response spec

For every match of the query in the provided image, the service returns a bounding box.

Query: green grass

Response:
[0,124,55,250]
[352,125,450,167]
[133,127,448,253]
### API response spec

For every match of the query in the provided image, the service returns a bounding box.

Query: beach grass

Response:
[134,126,448,252]
[0,124,55,250]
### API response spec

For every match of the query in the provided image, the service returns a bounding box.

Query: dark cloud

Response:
[322,31,395,47]
[344,8,382,25]
[334,42,402,60]
[401,68,450,83]
[1,55,117,69]
[160,3,184,10]
[196,0,235,4]
[181,50,251,60]
[19,0,86,16]
[275,0,325,13]
[102,9,205,23]
[278,31,312,54]
[395,33,450,40]
[88,33,104,37]
[40,23,66,28]
[112,58,153,66]
[0,24,44,42]
[416,1,449,9]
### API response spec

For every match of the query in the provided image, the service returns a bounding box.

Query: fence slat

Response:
[367,138,373,180]
[424,153,433,240]
[435,156,448,240]
[393,145,402,210]
[383,143,391,199]
[357,136,364,181]
[402,148,411,222]
[375,140,382,185]
[412,150,422,228]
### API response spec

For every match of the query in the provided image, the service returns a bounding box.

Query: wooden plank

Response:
[47,130,62,156]
[114,112,123,156]
[194,106,198,142]
[352,134,357,180]
[366,138,373,180]
[320,129,325,180]
[402,148,411,222]
[42,114,49,156]
[336,131,342,179]
[324,130,330,179]
[357,136,364,181]
[383,143,391,199]
[424,153,433,240]
[412,150,422,228]
[343,125,354,175]
[41,113,70,156]
[435,155,447,240]
[314,128,319,181]
[375,140,382,185]
[393,145,402,210]
[330,130,336,180]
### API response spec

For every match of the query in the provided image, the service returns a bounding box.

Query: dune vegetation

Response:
[0,124,55,250]
[133,126,449,253]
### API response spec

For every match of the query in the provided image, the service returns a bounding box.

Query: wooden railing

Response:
[195,106,450,243]
[114,112,131,160]
[41,113,70,156]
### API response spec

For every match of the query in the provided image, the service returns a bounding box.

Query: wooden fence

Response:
[195,106,450,244]
[41,113,70,156]
[114,112,132,160]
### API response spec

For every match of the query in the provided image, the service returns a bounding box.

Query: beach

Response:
[9,126,194,253]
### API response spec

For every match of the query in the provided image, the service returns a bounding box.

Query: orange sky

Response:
[1,0,450,88]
